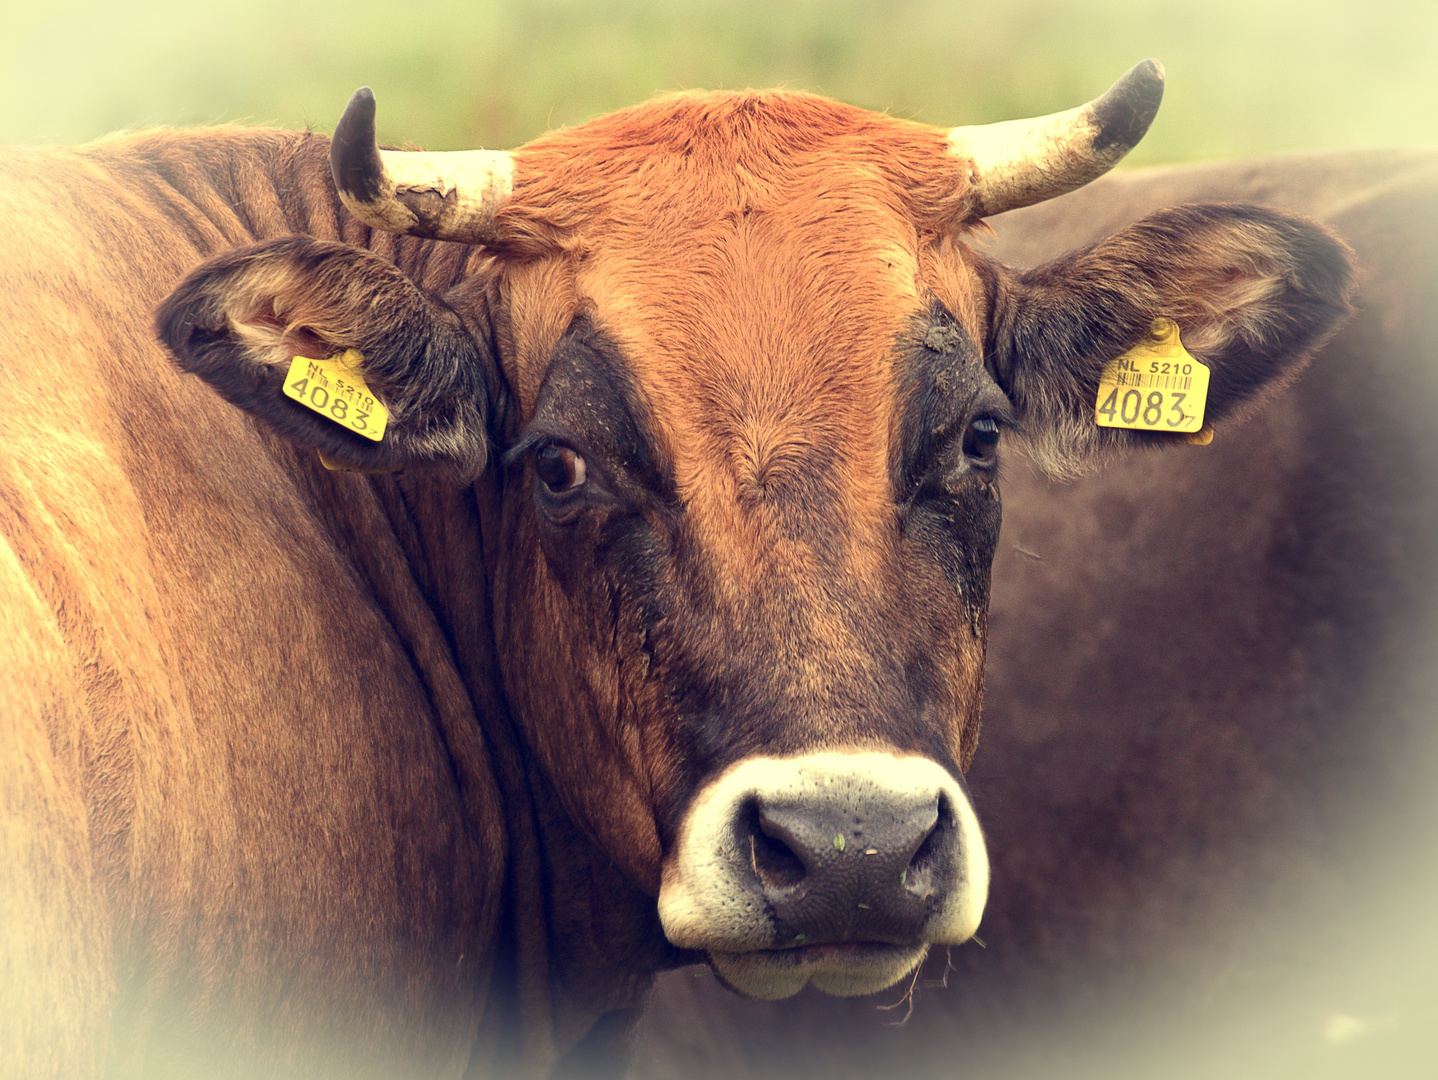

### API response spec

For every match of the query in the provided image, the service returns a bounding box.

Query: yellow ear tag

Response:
[282,349,389,441]
[1095,319,1210,434]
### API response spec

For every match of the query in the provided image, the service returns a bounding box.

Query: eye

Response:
[534,443,587,494]
[962,417,1001,463]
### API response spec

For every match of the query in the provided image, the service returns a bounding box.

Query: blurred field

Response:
[3,0,1437,160]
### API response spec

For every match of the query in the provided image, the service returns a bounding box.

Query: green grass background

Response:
[3,0,1436,163]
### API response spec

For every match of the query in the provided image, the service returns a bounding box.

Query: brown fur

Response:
[2,131,513,1079]
[4,90,1355,1079]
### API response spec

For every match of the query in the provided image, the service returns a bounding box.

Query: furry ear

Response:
[156,236,500,477]
[987,204,1355,477]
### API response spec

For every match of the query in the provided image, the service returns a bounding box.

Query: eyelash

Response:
[533,443,587,494]
[963,416,1001,462]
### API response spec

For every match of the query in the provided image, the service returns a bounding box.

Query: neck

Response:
[415,469,686,1076]
[105,124,684,1073]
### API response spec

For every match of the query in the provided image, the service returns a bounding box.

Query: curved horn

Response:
[948,59,1165,218]
[330,87,515,244]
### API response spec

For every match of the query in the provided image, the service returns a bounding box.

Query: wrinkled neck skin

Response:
[406,466,690,1077]
[364,464,691,1077]
[96,128,684,1076]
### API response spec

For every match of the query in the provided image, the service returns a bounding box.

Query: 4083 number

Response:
[1096,387,1194,430]
[287,376,377,436]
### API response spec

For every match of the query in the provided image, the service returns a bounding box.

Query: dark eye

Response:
[962,417,1001,462]
[534,443,587,493]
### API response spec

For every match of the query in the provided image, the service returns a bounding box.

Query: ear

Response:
[155,236,501,477]
[988,203,1355,477]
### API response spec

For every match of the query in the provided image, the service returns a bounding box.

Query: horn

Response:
[948,59,1165,218]
[330,87,515,244]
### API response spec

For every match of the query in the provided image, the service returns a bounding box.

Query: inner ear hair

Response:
[987,203,1355,478]
[156,236,498,478]
[226,287,351,364]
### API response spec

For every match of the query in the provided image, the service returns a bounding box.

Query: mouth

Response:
[707,941,930,1000]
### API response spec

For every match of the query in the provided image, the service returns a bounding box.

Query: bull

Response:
[1,60,1356,1077]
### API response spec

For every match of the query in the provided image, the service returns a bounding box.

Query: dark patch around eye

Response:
[505,314,676,506]
[894,303,1006,498]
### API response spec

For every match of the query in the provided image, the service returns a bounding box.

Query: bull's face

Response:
[159,64,1353,1000]
[491,186,1001,996]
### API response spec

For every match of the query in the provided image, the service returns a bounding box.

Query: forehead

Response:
[495,91,984,511]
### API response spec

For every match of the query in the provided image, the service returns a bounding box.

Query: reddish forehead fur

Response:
[496,90,974,249]
[493,91,981,590]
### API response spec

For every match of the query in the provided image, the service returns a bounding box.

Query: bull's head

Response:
[157,62,1352,1000]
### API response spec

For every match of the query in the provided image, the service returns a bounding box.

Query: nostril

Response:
[744,802,807,891]
[902,802,950,898]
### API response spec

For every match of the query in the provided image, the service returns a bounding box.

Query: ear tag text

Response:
[1095,319,1210,435]
[283,349,389,441]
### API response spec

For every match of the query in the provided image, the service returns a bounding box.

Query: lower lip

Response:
[749,941,915,968]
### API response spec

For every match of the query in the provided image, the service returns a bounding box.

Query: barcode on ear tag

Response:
[1095,319,1210,434]
[283,349,388,441]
